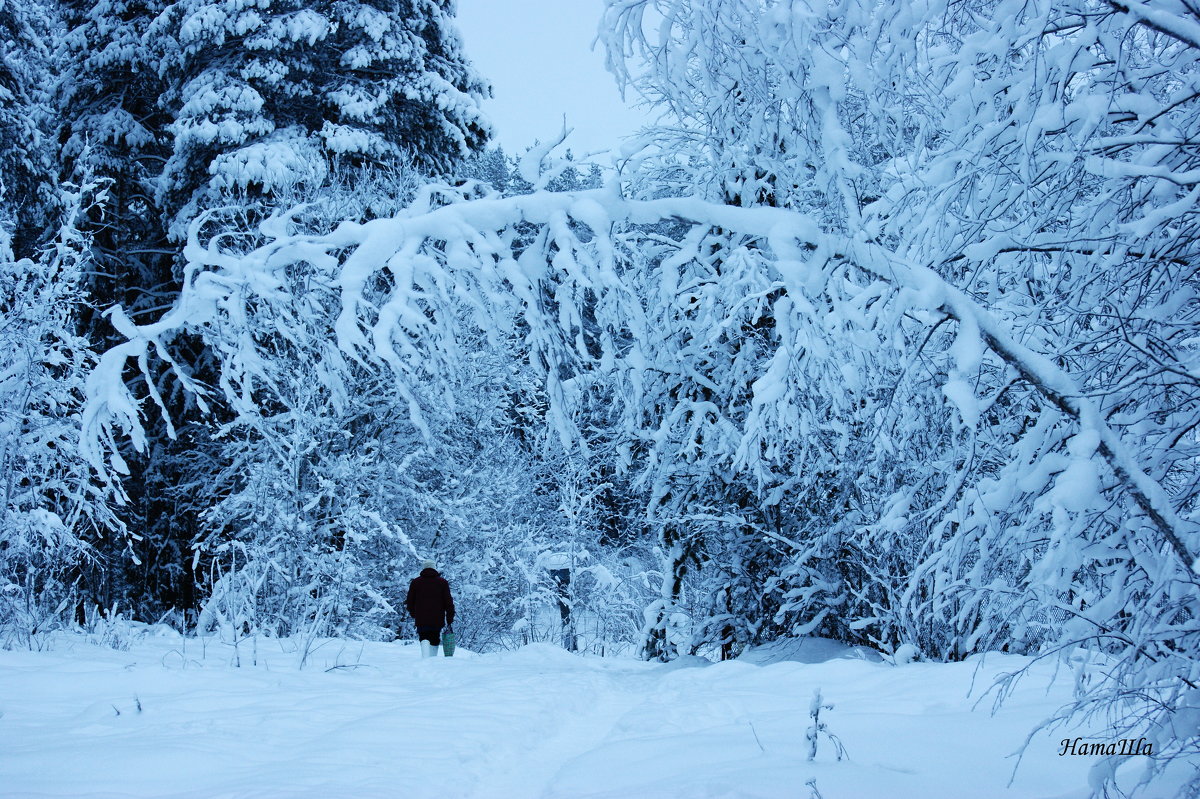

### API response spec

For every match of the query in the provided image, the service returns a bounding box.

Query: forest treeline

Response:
[2,0,1198,787]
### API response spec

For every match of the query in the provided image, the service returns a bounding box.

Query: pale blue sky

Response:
[454,0,648,156]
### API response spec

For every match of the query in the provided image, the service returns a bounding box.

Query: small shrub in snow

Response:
[806,688,847,762]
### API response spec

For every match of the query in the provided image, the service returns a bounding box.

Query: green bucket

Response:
[442,627,456,657]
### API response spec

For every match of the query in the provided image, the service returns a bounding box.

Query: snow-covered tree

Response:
[595,0,878,659]
[56,0,174,311]
[53,0,205,619]
[0,0,57,258]
[48,0,495,623]
[190,268,547,643]
[603,0,1200,780]
[149,0,491,237]
[0,183,120,646]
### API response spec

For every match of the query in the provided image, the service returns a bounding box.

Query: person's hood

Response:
[419,567,440,578]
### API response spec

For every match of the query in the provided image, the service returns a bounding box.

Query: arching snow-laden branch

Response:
[82,175,1198,683]
[82,186,1195,567]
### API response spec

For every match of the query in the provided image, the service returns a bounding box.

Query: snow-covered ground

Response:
[0,630,1188,798]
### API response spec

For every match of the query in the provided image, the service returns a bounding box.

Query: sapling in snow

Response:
[806,688,847,762]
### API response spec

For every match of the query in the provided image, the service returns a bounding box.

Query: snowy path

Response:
[0,633,1180,798]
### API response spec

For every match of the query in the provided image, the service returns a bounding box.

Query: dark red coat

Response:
[405,568,456,628]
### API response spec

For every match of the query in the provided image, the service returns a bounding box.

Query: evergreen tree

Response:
[52,0,491,622]
[56,0,173,318]
[54,0,200,619]
[149,0,491,236]
[0,0,56,258]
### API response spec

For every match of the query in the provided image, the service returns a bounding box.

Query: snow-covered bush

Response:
[0,185,119,649]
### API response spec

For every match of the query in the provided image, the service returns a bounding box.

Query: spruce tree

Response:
[54,0,191,618]
[56,0,174,320]
[0,0,56,258]
[53,0,491,621]
[150,0,491,235]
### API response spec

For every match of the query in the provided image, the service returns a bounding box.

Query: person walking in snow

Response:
[405,559,456,657]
